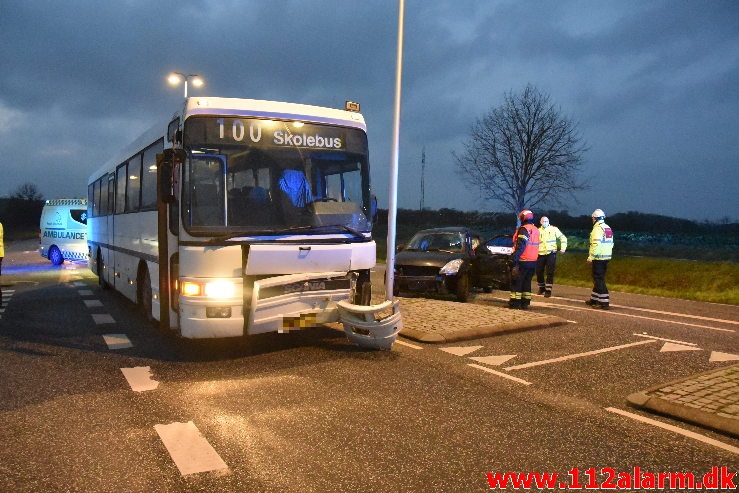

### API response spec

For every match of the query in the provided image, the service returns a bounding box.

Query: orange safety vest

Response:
[513,223,540,261]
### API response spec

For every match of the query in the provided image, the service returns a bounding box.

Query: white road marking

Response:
[605,407,739,455]
[500,295,736,333]
[470,355,517,366]
[633,333,697,346]
[394,339,423,350]
[83,299,103,308]
[441,345,483,356]
[551,296,739,326]
[468,363,532,385]
[102,334,133,350]
[71,281,86,287]
[92,313,115,325]
[120,366,159,392]
[660,342,702,353]
[709,351,739,362]
[154,421,229,476]
[504,340,658,371]
[552,302,733,333]
[78,289,94,296]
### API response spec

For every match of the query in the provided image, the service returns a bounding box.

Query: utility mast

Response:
[419,147,426,211]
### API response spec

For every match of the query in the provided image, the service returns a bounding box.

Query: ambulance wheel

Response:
[138,266,153,323]
[49,246,64,266]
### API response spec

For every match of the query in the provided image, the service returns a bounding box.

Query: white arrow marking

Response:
[441,345,483,356]
[470,355,517,366]
[709,351,739,362]
[660,342,702,353]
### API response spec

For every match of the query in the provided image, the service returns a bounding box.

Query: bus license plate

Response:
[281,313,317,331]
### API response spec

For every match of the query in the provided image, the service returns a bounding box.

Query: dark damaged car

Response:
[391,227,513,302]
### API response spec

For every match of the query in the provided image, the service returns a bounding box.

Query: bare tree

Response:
[454,84,588,220]
[10,182,43,202]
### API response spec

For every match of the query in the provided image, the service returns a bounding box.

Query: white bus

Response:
[87,97,400,348]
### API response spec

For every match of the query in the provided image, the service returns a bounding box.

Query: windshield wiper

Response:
[273,224,368,240]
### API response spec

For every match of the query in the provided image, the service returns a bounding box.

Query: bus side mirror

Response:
[370,195,378,222]
[156,149,184,204]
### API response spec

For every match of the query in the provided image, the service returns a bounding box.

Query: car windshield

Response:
[407,232,465,252]
[181,116,372,236]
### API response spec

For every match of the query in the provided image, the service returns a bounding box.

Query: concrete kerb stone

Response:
[626,364,739,439]
[396,296,569,344]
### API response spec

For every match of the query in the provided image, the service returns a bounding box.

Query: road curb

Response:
[626,364,739,439]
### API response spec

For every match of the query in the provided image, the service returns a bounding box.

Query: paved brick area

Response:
[648,365,739,420]
[396,296,567,343]
[628,364,739,438]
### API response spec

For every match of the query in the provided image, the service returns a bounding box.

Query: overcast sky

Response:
[1,0,737,222]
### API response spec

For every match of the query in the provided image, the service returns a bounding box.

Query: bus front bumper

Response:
[337,299,403,350]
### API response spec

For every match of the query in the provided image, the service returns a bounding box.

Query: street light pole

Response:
[385,0,405,301]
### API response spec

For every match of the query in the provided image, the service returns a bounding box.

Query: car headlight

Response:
[439,259,464,275]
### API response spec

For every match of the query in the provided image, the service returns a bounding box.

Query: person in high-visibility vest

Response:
[536,216,567,298]
[586,208,614,309]
[508,209,539,310]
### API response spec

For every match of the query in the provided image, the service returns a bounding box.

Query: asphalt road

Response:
[1,244,737,492]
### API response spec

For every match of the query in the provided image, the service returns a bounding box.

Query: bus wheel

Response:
[97,251,109,290]
[138,266,153,323]
[49,246,64,266]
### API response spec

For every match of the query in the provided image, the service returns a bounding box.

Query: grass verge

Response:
[554,252,739,305]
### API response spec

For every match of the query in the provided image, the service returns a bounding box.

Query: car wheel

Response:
[49,246,64,266]
[455,273,470,302]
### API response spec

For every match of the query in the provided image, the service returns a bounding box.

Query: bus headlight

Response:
[205,280,235,298]
[439,259,464,275]
[181,280,236,298]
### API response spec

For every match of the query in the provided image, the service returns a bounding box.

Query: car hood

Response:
[394,250,464,268]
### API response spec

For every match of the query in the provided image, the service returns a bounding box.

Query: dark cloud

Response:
[0,0,737,221]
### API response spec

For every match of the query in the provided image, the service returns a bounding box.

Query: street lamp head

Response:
[167,72,184,85]
[167,72,204,98]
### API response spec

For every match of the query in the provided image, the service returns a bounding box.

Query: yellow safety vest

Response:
[538,225,567,255]
[588,220,614,261]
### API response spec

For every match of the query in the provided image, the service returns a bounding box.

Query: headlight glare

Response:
[439,259,464,275]
[205,280,236,298]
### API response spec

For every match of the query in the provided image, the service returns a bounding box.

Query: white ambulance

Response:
[39,198,88,265]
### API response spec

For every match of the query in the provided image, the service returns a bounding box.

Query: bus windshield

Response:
[182,116,372,236]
